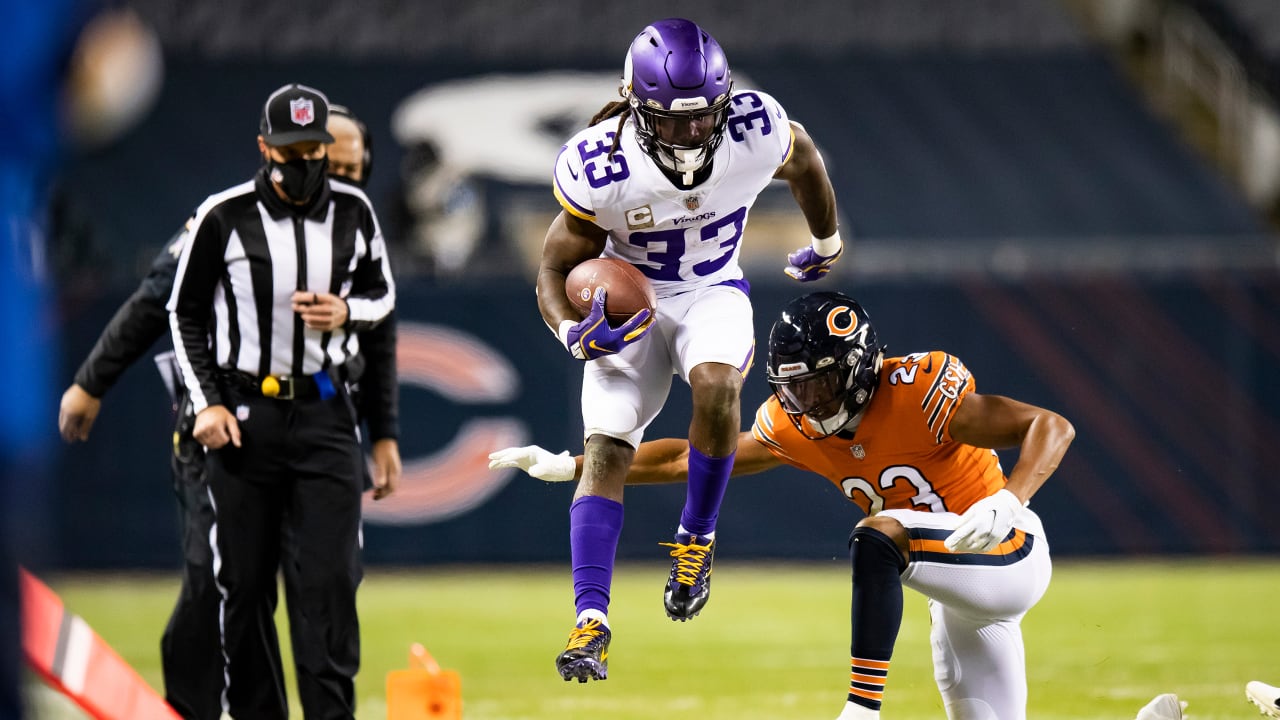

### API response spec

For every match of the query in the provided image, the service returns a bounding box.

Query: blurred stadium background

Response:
[30,0,1280,717]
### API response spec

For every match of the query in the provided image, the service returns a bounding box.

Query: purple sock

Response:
[569,495,624,617]
[679,445,734,536]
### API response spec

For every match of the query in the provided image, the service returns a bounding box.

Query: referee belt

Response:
[220,367,344,401]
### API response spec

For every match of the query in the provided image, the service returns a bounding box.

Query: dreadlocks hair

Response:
[589,100,628,127]
[588,100,630,158]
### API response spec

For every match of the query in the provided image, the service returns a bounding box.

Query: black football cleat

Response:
[555,618,611,683]
[660,532,715,621]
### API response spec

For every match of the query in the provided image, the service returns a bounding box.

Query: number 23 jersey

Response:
[552,90,795,298]
[751,351,1008,517]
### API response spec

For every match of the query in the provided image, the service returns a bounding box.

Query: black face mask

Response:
[268,156,328,203]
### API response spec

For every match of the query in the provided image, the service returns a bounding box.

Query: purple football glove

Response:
[784,244,843,282]
[563,287,654,360]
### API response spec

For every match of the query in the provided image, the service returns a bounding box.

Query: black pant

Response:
[160,395,223,720]
[205,388,364,720]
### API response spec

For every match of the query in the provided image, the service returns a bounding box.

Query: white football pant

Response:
[580,284,753,448]
[879,507,1053,720]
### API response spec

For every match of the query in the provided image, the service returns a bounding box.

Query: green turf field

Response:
[38,558,1278,719]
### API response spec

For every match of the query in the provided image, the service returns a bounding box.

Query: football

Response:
[565,257,657,325]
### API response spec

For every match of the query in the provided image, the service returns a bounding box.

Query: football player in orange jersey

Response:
[491,291,1074,720]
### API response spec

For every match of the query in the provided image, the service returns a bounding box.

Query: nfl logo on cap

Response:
[260,83,334,147]
[290,97,314,126]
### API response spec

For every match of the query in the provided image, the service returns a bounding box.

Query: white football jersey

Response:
[553,90,795,298]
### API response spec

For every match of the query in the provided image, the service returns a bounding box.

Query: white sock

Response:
[834,701,880,720]
[677,525,715,541]
[576,609,608,628]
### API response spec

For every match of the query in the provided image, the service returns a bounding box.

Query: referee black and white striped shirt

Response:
[167,170,395,413]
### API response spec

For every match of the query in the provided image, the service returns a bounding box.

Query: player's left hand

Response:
[291,291,349,331]
[944,488,1024,554]
[487,445,576,482]
[784,244,842,282]
[370,438,401,500]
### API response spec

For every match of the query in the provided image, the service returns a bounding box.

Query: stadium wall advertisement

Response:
[49,274,1280,570]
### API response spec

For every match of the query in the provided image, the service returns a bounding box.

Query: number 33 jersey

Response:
[552,90,795,298]
[751,351,1008,517]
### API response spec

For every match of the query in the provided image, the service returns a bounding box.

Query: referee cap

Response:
[260,83,335,146]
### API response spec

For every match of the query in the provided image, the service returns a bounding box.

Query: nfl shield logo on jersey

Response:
[851,444,865,459]
[684,194,702,211]
[290,97,315,126]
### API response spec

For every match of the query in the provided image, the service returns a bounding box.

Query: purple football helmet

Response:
[621,18,733,181]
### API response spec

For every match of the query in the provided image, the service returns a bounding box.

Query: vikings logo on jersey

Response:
[553,89,795,298]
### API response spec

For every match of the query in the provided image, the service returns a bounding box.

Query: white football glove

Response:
[487,445,576,482]
[943,488,1025,554]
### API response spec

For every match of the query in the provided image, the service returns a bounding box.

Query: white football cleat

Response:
[834,701,880,720]
[1247,681,1280,718]
[1135,693,1186,720]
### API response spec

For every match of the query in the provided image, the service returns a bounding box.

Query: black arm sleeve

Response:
[169,213,227,410]
[72,228,186,397]
[357,311,399,441]
[344,205,395,333]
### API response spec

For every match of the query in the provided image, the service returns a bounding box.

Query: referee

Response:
[58,104,397,719]
[168,83,394,720]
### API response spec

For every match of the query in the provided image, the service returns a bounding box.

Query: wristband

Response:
[556,319,576,350]
[811,229,842,257]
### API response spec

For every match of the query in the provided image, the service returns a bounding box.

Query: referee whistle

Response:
[261,376,281,397]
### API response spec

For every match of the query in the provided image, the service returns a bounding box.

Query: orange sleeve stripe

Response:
[851,672,887,684]
[850,657,891,670]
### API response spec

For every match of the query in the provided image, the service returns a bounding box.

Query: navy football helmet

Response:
[620,18,733,182]
[766,292,886,438]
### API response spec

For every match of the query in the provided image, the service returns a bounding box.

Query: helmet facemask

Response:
[627,87,732,185]
[769,345,882,439]
[766,293,887,440]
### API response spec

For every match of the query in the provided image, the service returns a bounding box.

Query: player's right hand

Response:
[562,287,653,361]
[943,488,1024,554]
[58,384,102,442]
[194,405,241,450]
[487,445,576,482]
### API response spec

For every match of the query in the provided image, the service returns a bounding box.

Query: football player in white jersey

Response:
[495,294,1208,720]
[532,17,844,683]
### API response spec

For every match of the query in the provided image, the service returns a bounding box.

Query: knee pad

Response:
[850,525,906,574]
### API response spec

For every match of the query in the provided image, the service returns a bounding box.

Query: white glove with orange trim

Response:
[943,488,1024,554]
[487,445,576,482]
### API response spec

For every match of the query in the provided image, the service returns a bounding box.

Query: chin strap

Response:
[672,147,705,186]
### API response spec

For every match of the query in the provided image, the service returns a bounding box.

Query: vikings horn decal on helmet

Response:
[620,18,733,185]
[766,292,887,438]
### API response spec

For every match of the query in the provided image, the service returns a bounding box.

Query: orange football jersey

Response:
[751,351,1006,516]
